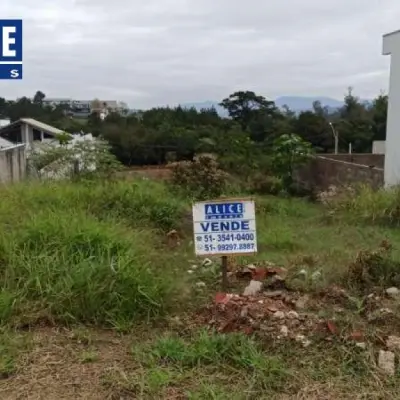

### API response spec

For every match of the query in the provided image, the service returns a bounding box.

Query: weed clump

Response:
[327,185,400,226]
[347,240,400,290]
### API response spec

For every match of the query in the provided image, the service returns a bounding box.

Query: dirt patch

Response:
[0,328,133,400]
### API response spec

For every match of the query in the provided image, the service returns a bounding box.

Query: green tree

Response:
[371,93,387,141]
[33,90,46,105]
[294,111,332,152]
[334,87,373,152]
[219,91,278,134]
[270,133,314,188]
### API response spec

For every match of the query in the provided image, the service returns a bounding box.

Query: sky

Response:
[1,0,399,108]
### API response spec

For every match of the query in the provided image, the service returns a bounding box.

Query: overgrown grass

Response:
[106,330,292,398]
[0,180,188,328]
[329,184,400,226]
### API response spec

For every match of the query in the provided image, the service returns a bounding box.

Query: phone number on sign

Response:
[203,243,255,252]
[203,233,255,243]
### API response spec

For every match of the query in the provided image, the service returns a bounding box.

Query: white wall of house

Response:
[372,140,385,154]
[0,119,10,128]
[383,30,400,186]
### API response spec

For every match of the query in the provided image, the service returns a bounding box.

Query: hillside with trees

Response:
[0,88,387,168]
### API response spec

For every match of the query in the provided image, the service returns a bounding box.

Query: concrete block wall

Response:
[0,145,27,183]
[295,156,384,191]
[322,154,385,169]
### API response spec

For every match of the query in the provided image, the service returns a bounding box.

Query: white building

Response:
[383,30,400,185]
[372,140,385,155]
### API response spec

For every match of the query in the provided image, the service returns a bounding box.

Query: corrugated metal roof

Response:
[19,118,64,136]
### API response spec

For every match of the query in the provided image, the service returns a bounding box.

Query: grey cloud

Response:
[0,0,399,107]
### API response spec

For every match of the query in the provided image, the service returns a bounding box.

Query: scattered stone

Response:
[243,280,263,296]
[263,290,284,298]
[191,264,199,270]
[240,307,249,318]
[214,292,236,305]
[272,311,285,320]
[327,320,338,335]
[355,342,367,350]
[295,295,309,310]
[280,325,289,337]
[295,334,311,347]
[287,311,299,320]
[247,264,257,270]
[202,258,213,267]
[195,281,206,288]
[297,269,308,279]
[187,270,194,274]
[350,331,364,341]
[311,271,322,281]
[367,308,393,322]
[378,350,395,376]
[386,287,400,297]
[387,335,400,351]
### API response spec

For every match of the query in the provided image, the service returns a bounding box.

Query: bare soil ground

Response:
[0,328,134,400]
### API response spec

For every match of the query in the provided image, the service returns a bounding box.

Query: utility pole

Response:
[329,122,339,154]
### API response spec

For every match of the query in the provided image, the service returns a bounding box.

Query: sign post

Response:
[192,198,257,289]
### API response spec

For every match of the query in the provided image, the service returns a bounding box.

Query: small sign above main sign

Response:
[204,202,244,219]
[193,199,257,256]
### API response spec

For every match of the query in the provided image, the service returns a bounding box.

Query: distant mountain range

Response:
[179,96,360,116]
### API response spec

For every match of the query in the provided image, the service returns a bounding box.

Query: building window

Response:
[33,129,41,141]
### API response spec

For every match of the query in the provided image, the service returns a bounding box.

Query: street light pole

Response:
[329,122,339,154]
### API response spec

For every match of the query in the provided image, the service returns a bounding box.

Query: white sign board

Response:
[192,199,257,256]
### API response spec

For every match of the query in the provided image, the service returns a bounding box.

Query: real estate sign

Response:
[192,198,257,256]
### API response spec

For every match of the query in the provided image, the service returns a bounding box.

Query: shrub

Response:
[28,137,122,180]
[170,155,228,200]
[347,240,400,289]
[246,174,283,195]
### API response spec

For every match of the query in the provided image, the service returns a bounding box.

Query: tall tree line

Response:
[0,88,388,166]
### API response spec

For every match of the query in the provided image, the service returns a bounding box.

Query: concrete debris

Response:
[166,230,181,247]
[243,280,263,296]
[280,325,289,337]
[202,258,213,267]
[378,350,395,376]
[386,335,400,352]
[311,271,322,281]
[295,334,311,348]
[386,287,400,297]
[236,263,288,284]
[272,311,286,320]
[297,269,308,279]
[203,290,321,339]
[287,311,299,320]
[264,290,284,298]
[295,295,309,310]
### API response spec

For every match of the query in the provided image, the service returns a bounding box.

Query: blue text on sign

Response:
[200,220,250,232]
[0,20,22,62]
[204,202,244,220]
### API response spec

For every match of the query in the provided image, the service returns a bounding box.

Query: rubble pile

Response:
[200,289,322,345]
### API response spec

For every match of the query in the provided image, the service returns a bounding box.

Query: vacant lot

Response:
[1,180,400,399]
